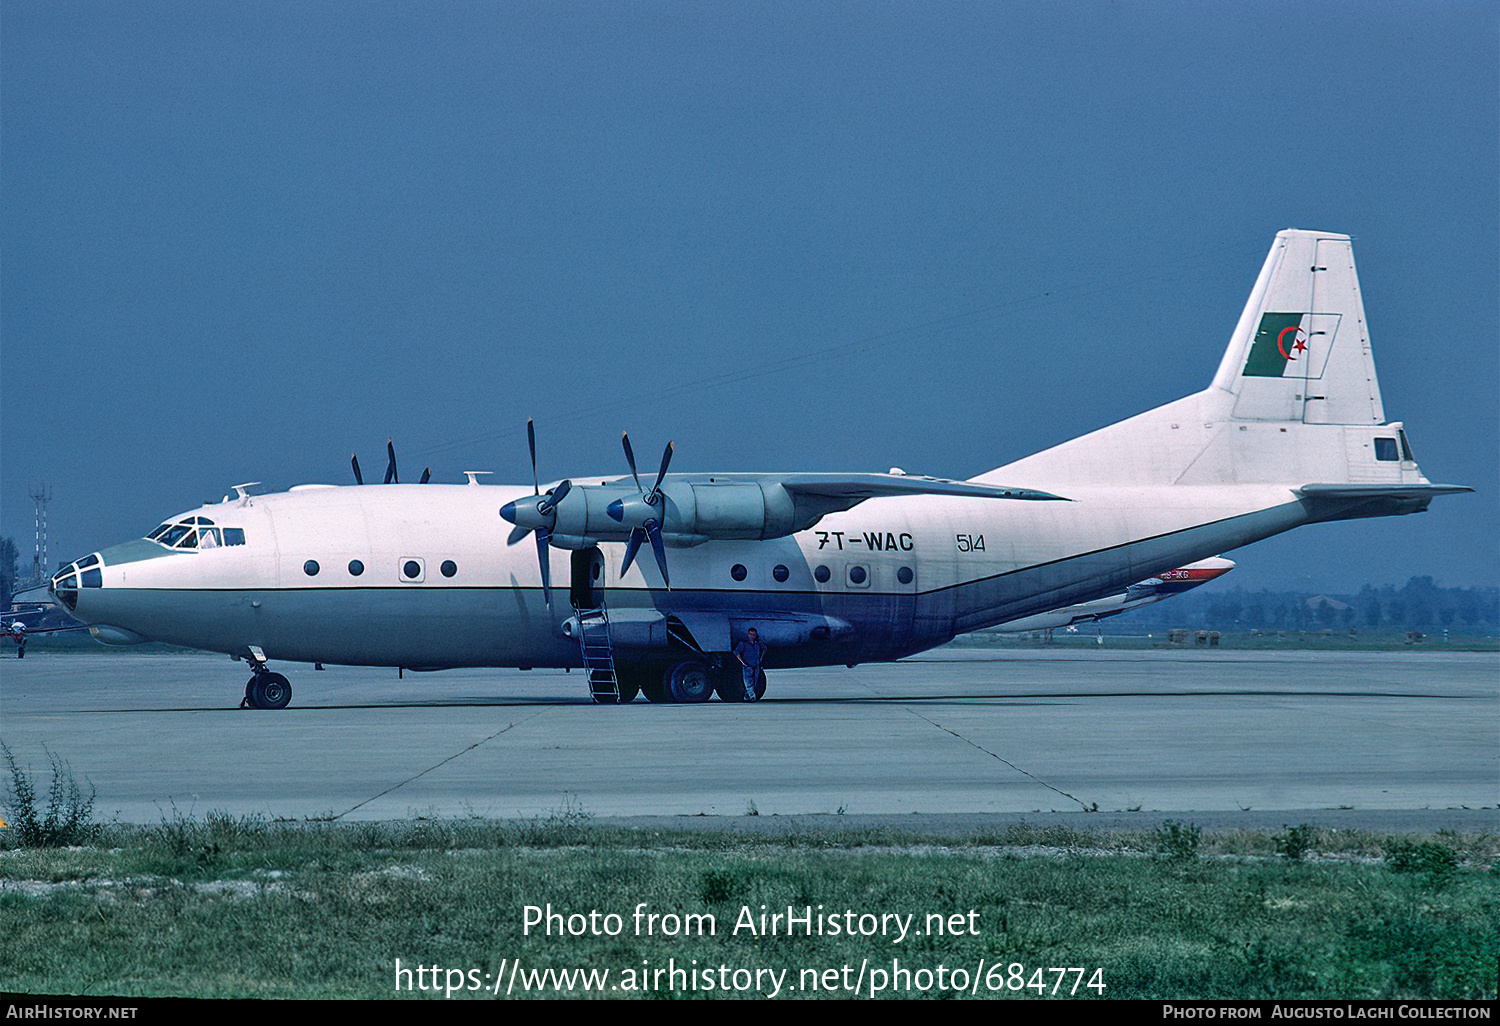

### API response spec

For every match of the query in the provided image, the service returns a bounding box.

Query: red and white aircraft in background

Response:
[993,557,1235,633]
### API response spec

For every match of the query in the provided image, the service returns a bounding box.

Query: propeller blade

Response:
[507,524,529,546]
[534,528,553,607]
[384,439,398,484]
[649,441,674,503]
[527,418,539,496]
[419,467,431,484]
[646,519,670,587]
[351,453,363,486]
[622,431,643,492]
[620,527,645,577]
[549,479,572,507]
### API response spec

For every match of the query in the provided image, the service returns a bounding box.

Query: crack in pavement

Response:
[331,712,544,819]
[903,705,1095,811]
[854,675,1093,811]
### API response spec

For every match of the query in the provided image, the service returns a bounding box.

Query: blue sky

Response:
[3,1,1496,593]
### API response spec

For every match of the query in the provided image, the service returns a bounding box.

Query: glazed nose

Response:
[50,553,103,612]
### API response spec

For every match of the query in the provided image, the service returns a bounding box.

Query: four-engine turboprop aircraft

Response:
[50,230,1469,708]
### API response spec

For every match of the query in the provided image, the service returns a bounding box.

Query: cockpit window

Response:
[150,517,243,549]
[157,525,192,547]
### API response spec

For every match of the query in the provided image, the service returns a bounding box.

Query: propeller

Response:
[498,419,572,606]
[610,432,673,587]
[351,441,431,485]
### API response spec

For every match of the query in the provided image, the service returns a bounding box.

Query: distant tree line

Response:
[0,536,18,611]
[1114,576,1499,632]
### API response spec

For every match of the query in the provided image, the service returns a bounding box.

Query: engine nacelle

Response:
[548,480,806,547]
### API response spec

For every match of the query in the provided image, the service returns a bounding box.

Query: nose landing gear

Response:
[240,654,292,709]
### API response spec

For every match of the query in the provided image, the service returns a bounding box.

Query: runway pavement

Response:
[0,647,1495,827]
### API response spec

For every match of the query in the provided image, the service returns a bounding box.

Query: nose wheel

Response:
[242,669,292,709]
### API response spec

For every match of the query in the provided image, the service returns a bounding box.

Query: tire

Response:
[252,672,292,710]
[713,664,747,701]
[664,660,714,703]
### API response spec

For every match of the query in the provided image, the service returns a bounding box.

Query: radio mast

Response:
[28,483,52,586]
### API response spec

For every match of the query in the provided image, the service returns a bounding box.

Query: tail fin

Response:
[1211,229,1384,425]
[979,229,1436,491]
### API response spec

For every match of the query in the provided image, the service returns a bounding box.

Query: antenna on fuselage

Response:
[230,482,261,507]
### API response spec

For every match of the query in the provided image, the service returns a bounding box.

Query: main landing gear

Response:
[241,658,292,710]
[626,658,767,704]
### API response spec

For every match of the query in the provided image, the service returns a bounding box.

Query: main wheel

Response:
[664,660,714,703]
[249,672,292,710]
[713,664,747,701]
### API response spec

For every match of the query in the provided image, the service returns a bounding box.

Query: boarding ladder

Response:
[574,604,621,703]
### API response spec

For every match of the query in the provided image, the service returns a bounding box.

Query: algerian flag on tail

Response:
[1217,230,1384,425]
[1241,311,1342,379]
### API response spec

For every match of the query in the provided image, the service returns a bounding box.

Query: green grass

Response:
[1,816,1495,1000]
[947,629,1500,652]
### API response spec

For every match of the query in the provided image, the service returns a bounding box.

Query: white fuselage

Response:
[51,230,1466,688]
[68,474,1317,670]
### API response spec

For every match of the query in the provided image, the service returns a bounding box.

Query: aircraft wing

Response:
[5,624,89,636]
[774,473,1067,504]
[4,604,88,636]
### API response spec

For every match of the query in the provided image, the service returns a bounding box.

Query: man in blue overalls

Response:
[733,628,766,702]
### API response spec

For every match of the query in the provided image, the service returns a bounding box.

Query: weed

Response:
[0,741,98,847]
[1154,819,1201,861]
[1386,841,1459,885]
[698,868,741,904]
[1345,910,1498,998]
[1274,823,1318,861]
[515,793,595,847]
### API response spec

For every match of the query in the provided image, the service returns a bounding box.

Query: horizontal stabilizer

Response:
[1296,483,1474,500]
[1295,482,1473,521]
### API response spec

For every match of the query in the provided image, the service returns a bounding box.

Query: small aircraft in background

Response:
[3,591,88,657]
[992,557,1235,634]
[50,230,1470,707]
